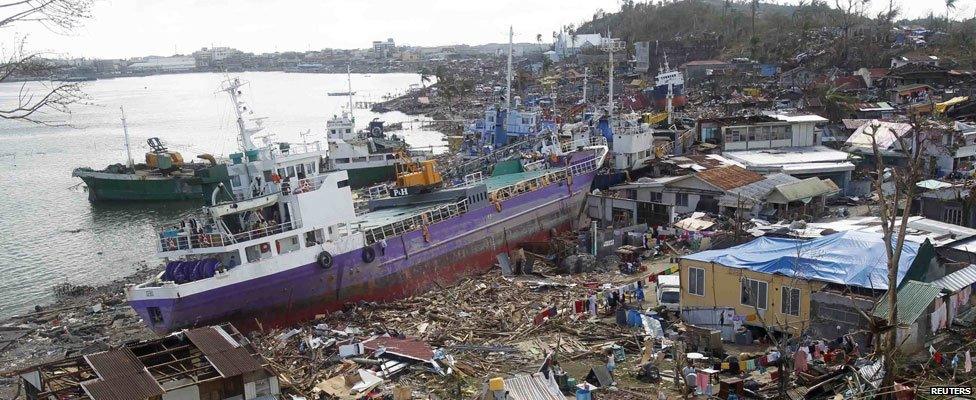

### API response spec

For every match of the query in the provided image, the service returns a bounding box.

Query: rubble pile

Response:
[0,264,157,381]
[252,270,648,397]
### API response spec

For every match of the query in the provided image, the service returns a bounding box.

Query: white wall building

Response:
[127,56,196,73]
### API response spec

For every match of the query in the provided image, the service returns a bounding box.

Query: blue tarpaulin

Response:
[682,231,924,290]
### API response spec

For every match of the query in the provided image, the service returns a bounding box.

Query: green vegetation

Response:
[575,0,976,69]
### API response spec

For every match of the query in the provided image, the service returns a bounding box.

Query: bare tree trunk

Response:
[0,0,92,125]
[867,119,932,398]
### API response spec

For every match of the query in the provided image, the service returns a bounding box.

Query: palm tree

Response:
[419,67,431,89]
[946,0,958,30]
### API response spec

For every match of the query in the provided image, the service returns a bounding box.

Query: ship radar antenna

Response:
[219,77,261,153]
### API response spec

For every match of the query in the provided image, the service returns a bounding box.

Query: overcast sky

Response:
[16,0,958,60]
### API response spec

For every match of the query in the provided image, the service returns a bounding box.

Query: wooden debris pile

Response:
[251,270,644,397]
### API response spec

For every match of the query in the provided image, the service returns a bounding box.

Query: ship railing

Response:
[463,171,485,185]
[488,156,600,204]
[230,182,281,202]
[364,184,391,200]
[157,218,303,252]
[363,198,469,245]
[289,175,327,195]
[522,159,546,172]
[560,136,606,153]
[229,218,303,243]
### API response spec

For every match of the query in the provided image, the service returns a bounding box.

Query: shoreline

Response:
[0,263,160,396]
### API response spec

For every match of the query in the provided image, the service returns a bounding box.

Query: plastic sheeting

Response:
[682,231,922,290]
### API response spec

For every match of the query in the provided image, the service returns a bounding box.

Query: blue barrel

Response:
[229,153,244,164]
[163,261,180,282]
[575,386,592,400]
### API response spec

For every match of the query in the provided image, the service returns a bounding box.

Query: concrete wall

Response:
[809,291,874,348]
[720,121,819,151]
[586,195,638,226]
[679,258,824,335]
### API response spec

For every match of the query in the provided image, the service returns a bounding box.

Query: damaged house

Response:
[587,165,838,226]
[679,231,941,353]
[698,114,855,191]
[16,324,278,400]
[847,120,974,176]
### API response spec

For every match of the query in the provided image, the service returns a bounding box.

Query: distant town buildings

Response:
[372,38,396,58]
[127,56,196,73]
[553,31,603,60]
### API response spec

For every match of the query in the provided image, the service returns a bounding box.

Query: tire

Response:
[361,246,376,263]
[317,251,334,269]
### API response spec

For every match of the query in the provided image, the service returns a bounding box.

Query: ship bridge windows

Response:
[353,156,367,163]
[305,229,324,247]
[230,175,243,188]
[386,154,396,160]
[336,158,350,164]
[276,235,301,254]
[245,242,274,263]
[277,166,297,178]
[369,155,385,161]
[216,250,242,269]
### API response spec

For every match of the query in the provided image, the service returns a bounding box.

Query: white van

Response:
[657,274,681,312]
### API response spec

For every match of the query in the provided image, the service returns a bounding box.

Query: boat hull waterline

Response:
[74,171,204,202]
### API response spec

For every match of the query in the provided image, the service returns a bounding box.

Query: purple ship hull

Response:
[130,163,599,334]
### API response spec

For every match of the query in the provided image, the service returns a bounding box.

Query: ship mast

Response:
[346,64,354,123]
[120,106,134,169]
[667,82,674,125]
[505,25,513,110]
[221,77,259,152]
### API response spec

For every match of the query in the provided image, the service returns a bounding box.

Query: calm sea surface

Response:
[0,72,442,318]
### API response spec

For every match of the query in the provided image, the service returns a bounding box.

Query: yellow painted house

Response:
[679,231,934,335]
[679,257,824,334]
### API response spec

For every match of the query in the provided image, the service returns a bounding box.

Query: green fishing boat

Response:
[73,108,229,202]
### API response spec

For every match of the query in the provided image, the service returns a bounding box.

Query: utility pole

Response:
[607,30,614,119]
[582,67,589,104]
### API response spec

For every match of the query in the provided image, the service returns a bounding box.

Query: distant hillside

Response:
[573,0,973,71]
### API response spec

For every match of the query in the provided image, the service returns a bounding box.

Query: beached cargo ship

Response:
[126,78,608,334]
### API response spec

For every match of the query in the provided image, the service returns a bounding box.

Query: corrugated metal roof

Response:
[767,177,839,203]
[873,280,942,324]
[500,373,564,400]
[719,173,800,207]
[695,165,764,190]
[362,336,434,362]
[81,348,164,400]
[185,326,263,377]
[847,120,913,151]
[932,265,976,292]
